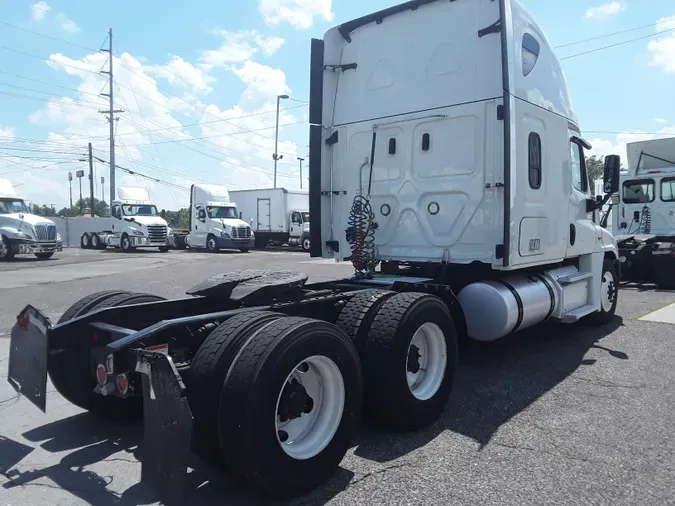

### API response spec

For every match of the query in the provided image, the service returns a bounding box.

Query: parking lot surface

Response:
[1,248,674,506]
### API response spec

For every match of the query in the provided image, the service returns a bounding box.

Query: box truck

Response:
[229,187,310,250]
[185,184,254,252]
[7,0,623,503]
[79,187,171,252]
[0,178,62,260]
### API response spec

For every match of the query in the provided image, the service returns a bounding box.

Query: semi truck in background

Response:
[7,1,624,503]
[229,187,310,251]
[0,178,62,260]
[79,186,172,253]
[611,137,675,288]
[185,184,254,253]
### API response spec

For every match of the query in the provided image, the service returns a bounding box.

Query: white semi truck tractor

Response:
[611,136,675,288]
[6,1,623,503]
[0,178,62,260]
[80,186,171,252]
[185,183,255,253]
[229,187,310,250]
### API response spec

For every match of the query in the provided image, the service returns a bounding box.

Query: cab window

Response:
[622,179,655,204]
[570,141,588,193]
[661,177,675,202]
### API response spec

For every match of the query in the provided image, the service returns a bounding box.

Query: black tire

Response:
[80,233,91,249]
[158,246,169,252]
[120,233,132,253]
[48,291,165,422]
[362,292,458,431]
[583,258,619,325]
[188,311,285,463]
[239,248,250,253]
[218,317,362,499]
[34,252,54,260]
[0,235,15,261]
[334,289,396,354]
[91,233,100,249]
[300,233,310,252]
[206,234,219,253]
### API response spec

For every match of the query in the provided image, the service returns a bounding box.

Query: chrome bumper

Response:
[16,241,62,254]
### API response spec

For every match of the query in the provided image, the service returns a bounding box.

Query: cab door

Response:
[566,135,595,257]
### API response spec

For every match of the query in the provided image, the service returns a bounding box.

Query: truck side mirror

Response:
[239,211,242,220]
[160,209,166,219]
[603,154,621,194]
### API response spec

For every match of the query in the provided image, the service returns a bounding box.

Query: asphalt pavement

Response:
[1,248,674,506]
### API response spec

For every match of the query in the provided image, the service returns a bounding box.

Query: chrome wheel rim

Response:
[601,270,616,312]
[406,322,447,401]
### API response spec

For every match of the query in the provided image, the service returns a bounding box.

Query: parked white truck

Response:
[611,136,675,288]
[185,184,254,253]
[0,178,62,260]
[80,186,171,252]
[7,1,624,503]
[229,187,310,250]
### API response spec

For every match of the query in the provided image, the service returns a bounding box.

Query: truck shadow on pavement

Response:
[350,316,626,465]
[2,316,625,505]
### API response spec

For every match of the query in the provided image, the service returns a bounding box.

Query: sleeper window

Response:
[528,132,542,189]
[421,133,430,152]
[522,33,540,77]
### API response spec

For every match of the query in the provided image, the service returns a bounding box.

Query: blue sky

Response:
[0,0,673,210]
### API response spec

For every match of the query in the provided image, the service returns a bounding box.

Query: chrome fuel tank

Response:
[458,275,556,341]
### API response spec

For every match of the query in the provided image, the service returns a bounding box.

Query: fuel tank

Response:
[458,275,556,341]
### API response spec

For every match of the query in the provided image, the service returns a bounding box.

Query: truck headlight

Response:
[16,231,32,240]
[57,233,62,242]
[220,231,230,238]
[131,228,144,236]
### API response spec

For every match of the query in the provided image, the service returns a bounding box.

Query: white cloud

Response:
[258,0,334,30]
[198,30,285,71]
[655,118,668,125]
[145,56,215,94]
[588,126,675,164]
[585,2,626,20]
[648,15,675,74]
[9,41,304,209]
[57,13,80,33]
[30,1,50,22]
[0,125,15,141]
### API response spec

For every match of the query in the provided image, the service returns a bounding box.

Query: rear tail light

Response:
[96,364,108,386]
[116,374,129,395]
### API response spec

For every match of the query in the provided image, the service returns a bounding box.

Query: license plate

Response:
[7,305,51,413]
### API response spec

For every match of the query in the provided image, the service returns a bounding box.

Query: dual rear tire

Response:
[189,312,362,499]
[188,290,457,498]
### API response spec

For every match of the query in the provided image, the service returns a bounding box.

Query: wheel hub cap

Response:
[278,378,314,422]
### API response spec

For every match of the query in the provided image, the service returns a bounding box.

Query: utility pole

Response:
[297,157,304,189]
[273,94,289,188]
[101,176,105,205]
[88,143,95,217]
[75,170,84,215]
[68,172,73,209]
[99,28,124,205]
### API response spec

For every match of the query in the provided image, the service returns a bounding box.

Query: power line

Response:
[554,21,664,49]
[0,20,98,53]
[560,26,675,61]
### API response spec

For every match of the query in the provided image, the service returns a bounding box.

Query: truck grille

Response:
[35,224,57,241]
[147,225,167,242]
[232,226,251,240]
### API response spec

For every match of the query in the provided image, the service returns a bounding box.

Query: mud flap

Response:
[6,305,50,413]
[136,350,193,506]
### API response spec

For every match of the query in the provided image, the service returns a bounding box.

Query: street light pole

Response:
[273,94,289,189]
[297,157,305,189]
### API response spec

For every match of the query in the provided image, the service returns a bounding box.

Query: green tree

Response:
[586,155,605,195]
